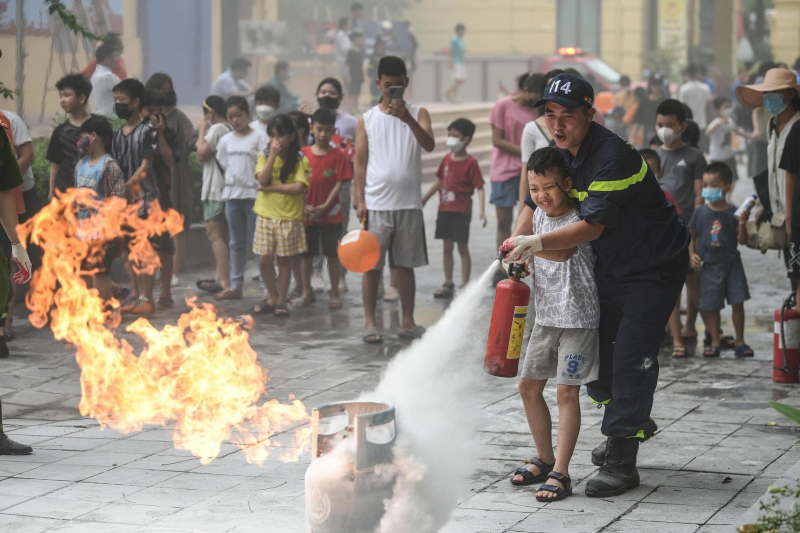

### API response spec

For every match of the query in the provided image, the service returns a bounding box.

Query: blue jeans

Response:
[225,198,257,290]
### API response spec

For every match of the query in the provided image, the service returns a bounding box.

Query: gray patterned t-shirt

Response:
[533,208,600,329]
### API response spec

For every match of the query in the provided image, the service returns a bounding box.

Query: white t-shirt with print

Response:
[216,129,268,201]
[532,208,599,329]
[707,117,735,162]
[201,122,233,202]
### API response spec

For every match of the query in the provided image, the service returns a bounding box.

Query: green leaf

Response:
[42,0,108,42]
[768,402,800,425]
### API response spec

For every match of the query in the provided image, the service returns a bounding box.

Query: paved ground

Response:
[0,173,798,533]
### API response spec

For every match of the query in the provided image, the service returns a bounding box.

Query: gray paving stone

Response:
[84,467,181,487]
[641,485,737,507]
[48,481,144,503]
[45,522,138,532]
[76,502,181,525]
[683,447,784,475]
[120,486,216,508]
[92,438,174,455]
[0,495,36,512]
[603,520,699,533]
[54,451,147,467]
[16,463,113,482]
[662,471,753,492]
[438,507,530,532]
[2,495,106,519]
[0,448,77,463]
[156,472,250,492]
[621,502,718,523]
[705,491,762,525]
[0,514,63,533]
[37,436,116,451]
[0,460,49,477]
[510,508,620,532]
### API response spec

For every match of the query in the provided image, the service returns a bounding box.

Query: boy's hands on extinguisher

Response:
[501,234,543,263]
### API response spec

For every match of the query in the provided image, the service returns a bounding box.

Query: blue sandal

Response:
[535,471,573,502]
[510,457,554,486]
[735,344,754,358]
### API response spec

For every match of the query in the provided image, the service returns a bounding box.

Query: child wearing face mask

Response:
[73,115,125,301]
[706,96,745,182]
[250,85,281,137]
[422,118,486,298]
[689,162,753,358]
[655,99,708,344]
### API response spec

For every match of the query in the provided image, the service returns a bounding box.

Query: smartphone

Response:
[389,86,404,105]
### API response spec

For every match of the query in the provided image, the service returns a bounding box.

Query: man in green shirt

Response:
[0,121,33,455]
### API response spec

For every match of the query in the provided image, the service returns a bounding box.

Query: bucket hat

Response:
[735,68,800,109]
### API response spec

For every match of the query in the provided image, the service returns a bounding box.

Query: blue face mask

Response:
[764,93,788,115]
[702,188,724,203]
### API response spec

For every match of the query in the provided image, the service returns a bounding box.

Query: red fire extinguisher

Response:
[484,258,531,378]
[774,293,800,383]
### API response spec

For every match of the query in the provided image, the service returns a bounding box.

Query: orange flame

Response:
[18,189,310,465]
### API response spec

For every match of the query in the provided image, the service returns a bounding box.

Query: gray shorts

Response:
[699,257,750,311]
[367,209,428,270]
[520,324,599,385]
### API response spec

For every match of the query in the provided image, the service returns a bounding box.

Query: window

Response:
[557,0,601,55]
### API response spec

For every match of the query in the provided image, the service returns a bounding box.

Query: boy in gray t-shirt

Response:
[508,148,599,503]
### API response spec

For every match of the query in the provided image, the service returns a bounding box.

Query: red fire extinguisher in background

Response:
[774,293,800,383]
[484,253,531,378]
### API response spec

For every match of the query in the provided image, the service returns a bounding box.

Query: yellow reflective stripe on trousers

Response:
[587,158,648,193]
[590,397,610,405]
[600,430,646,438]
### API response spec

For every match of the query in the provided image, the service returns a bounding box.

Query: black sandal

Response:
[197,279,223,293]
[535,471,573,502]
[510,457,554,486]
[252,300,274,315]
[274,303,290,317]
[433,282,455,299]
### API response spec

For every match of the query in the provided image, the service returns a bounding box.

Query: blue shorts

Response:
[490,176,520,208]
[699,257,750,311]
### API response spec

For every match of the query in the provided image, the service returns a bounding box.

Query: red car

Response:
[530,48,623,92]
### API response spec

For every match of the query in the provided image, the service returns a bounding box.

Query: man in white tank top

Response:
[354,56,436,344]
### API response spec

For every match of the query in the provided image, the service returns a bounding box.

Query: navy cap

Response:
[534,73,594,109]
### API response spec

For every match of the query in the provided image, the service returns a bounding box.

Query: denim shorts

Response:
[490,176,521,208]
[699,257,750,311]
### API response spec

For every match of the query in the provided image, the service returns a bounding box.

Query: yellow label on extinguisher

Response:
[507,306,529,360]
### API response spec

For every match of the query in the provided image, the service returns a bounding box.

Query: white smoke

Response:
[361,262,498,533]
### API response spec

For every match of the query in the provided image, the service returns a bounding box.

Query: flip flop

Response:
[157,296,174,309]
[214,288,243,301]
[671,345,687,358]
[329,298,342,309]
[397,325,426,340]
[196,279,223,293]
[703,345,721,358]
[4,327,13,342]
[363,327,383,344]
[274,303,291,317]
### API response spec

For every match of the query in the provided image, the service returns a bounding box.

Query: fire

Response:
[18,189,310,465]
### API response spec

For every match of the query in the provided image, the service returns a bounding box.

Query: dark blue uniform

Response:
[526,122,689,438]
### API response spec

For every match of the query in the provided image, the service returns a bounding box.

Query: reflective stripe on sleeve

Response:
[586,158,648,193]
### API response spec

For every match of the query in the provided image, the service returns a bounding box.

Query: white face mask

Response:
[445,135,465,153]
[255,105,275,121]
[656,126,678,145]
[722,107,733,118]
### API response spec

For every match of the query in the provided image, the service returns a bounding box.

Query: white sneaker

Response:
[170,274,180,287]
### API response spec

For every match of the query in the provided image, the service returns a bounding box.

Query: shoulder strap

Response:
[535,116,553,142]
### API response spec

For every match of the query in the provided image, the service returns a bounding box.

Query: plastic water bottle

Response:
[734,194,757,219]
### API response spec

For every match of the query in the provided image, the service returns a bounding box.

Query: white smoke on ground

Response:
[361,262,499,533]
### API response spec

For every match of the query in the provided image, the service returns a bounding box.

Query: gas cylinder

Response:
[774,301,800,383]
[484,262,531,378]
[305,401,397,533]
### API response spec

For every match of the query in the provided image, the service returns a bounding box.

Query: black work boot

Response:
[591,420,658,466]
[585,437,640,498]
[0,400,32,455]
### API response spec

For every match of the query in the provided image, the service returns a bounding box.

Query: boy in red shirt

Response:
[423,118,486,298]
[300,108,353,308]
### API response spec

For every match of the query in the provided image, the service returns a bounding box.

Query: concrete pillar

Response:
[772,0,800,65]
[122,0,142,79]
[713,0,737,77]
[600,0,648,78]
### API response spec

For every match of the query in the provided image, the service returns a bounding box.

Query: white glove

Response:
[11,242,31,284]
[505,234,543,263]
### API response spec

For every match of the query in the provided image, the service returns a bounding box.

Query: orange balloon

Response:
[338,229,381,273]
[594,91,616,115]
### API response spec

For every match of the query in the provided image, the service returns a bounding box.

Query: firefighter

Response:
[503,73,689,497]
[0,117,33,455]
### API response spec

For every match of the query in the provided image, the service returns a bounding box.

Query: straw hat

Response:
[736,68,800,109]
